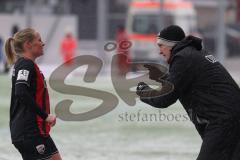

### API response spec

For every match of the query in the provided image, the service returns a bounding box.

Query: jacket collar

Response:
[168,35,203,64]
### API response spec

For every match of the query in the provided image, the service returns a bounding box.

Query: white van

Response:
[126,0,197,63]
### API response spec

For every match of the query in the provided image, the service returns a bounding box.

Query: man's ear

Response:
[169,46,173,51]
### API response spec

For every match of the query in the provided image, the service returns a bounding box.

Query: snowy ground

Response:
[0,74,201,160]
[0,55,239,160]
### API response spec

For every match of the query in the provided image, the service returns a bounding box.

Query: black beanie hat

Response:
[157,25,185,47]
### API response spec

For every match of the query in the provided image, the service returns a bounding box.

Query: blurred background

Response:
[0,0,240,160]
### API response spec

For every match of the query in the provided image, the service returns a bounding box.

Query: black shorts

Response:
[13,136,59,160]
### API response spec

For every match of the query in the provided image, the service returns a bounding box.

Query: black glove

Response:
[136,82,151,97]
[136,81,174,99]
[144,64,166,81]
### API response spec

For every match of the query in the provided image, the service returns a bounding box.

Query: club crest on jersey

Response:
[17,70,29,81]
[36,144,45,155]
[205,55,217,63]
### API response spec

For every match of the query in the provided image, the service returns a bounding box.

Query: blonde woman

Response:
[5,28,62,160]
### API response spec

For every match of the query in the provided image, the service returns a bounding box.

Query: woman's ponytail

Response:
[4,38,16,65]
[4,28,35,65]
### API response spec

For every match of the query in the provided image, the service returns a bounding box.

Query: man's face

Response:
[158,44,172,62]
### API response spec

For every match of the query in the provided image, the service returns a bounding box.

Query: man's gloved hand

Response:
[136,82,151,97]
[144,64,166,81]
[136,81,174,99]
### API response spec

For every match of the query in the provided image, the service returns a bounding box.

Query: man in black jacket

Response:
[136,25,240,160]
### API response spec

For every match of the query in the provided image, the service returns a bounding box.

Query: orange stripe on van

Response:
[130,1,192,9]
[128,33,156,41]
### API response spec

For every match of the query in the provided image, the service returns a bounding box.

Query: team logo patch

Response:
[17,70,29,81]
[205,55,217,63]
[36,144,45,155]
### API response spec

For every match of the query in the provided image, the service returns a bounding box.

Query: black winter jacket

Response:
[141,36,240,136]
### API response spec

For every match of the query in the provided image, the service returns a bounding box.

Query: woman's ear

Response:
[23,41,32,51]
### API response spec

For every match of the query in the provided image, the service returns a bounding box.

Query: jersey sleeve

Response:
[15,61,33,87]
[14,60,48,120]
[140,53,194,108]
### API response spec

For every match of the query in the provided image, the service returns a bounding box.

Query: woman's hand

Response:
[45,114,56,127]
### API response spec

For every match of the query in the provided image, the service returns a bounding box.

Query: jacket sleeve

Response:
[140,53,193,108]
[15,61,48,120]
